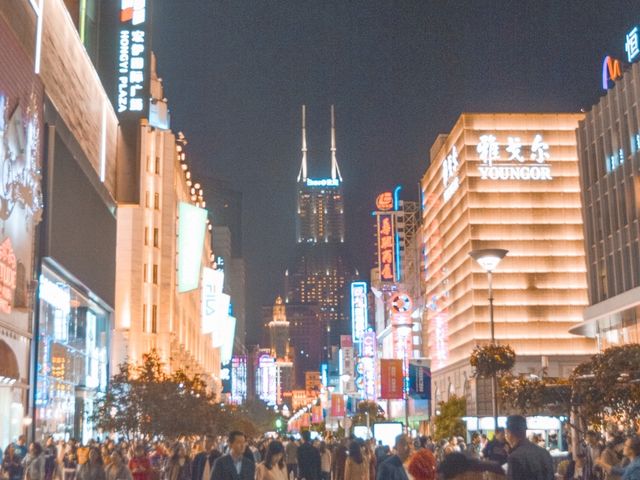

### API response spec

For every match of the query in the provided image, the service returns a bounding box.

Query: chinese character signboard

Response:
[409,361,431,400]
[350,282,368,345]
[117,0,150,117]
[380,359,404,400]
[377,213,396,282]
[331,393,345,417]
[626,26,639,63]
[476,133,552,181]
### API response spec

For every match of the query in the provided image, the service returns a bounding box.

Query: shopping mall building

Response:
[420,113,597,417]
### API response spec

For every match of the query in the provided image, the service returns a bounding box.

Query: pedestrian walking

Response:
[105,451,132,480]
[505,415,554,480]
[255,441,288,480]
[285,437,298,480]
[164,444,191,480]
[76,447,106,480]
[331,440,348,480]
[210,431,255,480]
[597,436,640,480]
[406,448,436,480]
[297,431,320,480]
[482,428,508,466]
[23,443,46,480]
[129,446,152,480]
[318,442,331,480]
[191,436,220,480]
[375,434,412,480]
[2,444,24,480]
[344,441,367,480]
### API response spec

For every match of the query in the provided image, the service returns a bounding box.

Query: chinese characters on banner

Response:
[350,282,368,344]
[377,213,396,282]
[312,405,323,424]
[118,0,148,114]
[380,359,404,400]
[331,393,345,417]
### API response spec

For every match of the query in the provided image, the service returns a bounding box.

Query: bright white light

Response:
[476,256,502,272]
[626,26,639,63]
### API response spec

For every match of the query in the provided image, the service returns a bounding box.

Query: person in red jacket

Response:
[129,446,152,480]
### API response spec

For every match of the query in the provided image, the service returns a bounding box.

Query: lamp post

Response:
[469,248,508,432]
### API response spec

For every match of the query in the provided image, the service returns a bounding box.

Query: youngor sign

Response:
[476,134,552,181]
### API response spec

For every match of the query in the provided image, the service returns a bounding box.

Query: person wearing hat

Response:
[505,415,553,480]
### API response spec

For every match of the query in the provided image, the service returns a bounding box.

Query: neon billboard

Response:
[117,0,149,114]
[377,213,396,282]
[350,282,368,345]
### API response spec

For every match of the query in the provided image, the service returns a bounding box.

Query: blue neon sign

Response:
[306,178,340,187]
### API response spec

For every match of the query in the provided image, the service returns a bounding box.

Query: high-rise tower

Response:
[286,106,355,357]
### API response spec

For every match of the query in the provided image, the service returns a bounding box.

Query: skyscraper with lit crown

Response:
[285,105,355,357]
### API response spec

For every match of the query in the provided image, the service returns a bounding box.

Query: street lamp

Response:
[469,248,508,432]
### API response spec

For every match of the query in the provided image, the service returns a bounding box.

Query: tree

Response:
[570,344,640,429]
[500,373,571,416]
[433,395,466,441]
[351,401,386,427]
[469,344,516,378]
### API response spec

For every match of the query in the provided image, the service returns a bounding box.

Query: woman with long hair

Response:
[344,441,368,480]
[163,444,191,480]
[255,441,287,480]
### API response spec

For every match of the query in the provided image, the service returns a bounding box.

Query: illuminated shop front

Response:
[35,265,109,442]
[421,114,597,417]
[0,14,45,447]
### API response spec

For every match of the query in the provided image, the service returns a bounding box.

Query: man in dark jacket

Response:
[297,431,321,480]
[376,434,412,480]
[192,435,220,480]
[505,415,554,480]
[211,431,254,480]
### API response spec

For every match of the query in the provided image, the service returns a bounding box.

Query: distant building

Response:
[286,303,323,387]
[286,105,355,355]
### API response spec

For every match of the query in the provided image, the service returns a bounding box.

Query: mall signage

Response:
[626,26,639,63]
[376,213,396,282]
[476,134,552,181]
[350,282,368,344]
[441,146,460,202]
[117,0,149,115]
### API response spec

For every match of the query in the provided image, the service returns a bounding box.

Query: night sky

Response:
[151,1,637,343]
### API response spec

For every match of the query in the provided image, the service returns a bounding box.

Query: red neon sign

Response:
[377,213,396,282]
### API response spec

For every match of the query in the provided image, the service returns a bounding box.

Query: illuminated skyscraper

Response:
[286,105,355,354]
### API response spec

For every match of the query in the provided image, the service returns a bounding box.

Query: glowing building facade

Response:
[421,113,596,414]
[571,61,640,349]
[112,57,221,393]
[286,105,354,351]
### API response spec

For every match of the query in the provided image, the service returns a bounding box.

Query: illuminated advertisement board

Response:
[476,133,552,181]
[376,213,396,282]
[219,315,236,365]
[231,355,247,404]
[177,202,208,292]
[257,354,277,406]
[201,267,224,334]
[350,282,368,345]
[117,0,150,116]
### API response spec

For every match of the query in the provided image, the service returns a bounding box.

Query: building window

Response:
[144,227,149,246]
[143,263,148,283]
[152,264,158,284]
[152,305,158,334]
[145,191,150,208]
[142,304,147,332]
[155,156,161,174]
[154,192,160,210]
[146,155,152,172]
[153,228,159,247]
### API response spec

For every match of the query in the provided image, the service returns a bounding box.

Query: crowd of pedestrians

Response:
[2,415,640,480]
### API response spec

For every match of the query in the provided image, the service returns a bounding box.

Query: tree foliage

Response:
[433,395,466,441]
[570,344,640,429]
[500,373,571,416]
[470,344,516,378]
[93,350,273,438]
[351,401,386,426]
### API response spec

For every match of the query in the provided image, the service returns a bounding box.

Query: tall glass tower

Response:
[286,106,354,357]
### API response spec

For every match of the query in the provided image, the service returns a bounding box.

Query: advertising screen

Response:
[177,202,208,292]
[373,422,404,448]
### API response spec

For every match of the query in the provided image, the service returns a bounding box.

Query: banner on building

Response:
[312,405,323,424]
[380,359,404,400]
[409,361,431,400]
[331,393,345,417]
[376,213,396,282]
[340,335,353,349]
[350,282,368,344]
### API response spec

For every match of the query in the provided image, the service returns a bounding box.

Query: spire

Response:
[330,104,343,181]
[297,105,308,182]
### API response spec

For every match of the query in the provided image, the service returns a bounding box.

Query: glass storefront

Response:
[35,266,109,442]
